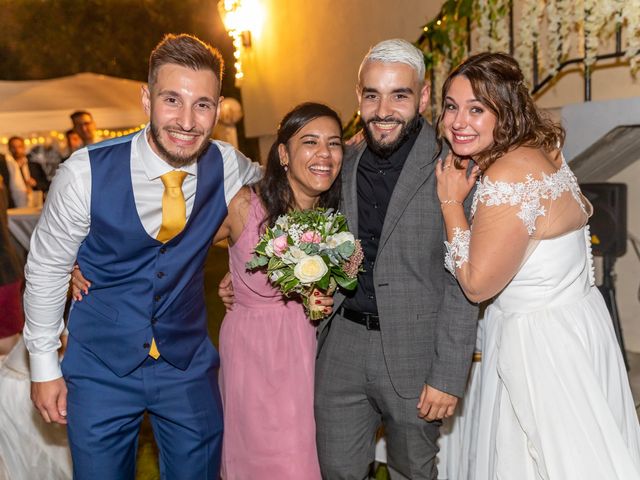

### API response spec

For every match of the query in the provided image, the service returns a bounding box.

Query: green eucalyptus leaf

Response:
[336,276,358,291]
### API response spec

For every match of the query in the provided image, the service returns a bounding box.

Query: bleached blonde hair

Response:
[358,39,426,84]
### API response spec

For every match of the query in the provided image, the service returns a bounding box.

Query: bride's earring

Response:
[281,163,288,172]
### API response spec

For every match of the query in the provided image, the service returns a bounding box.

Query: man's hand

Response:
[218,272,235,312]
[31,378,68,424]
[417,384,458,422]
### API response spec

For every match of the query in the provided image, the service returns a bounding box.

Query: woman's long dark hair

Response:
[435,52,565,170]
[257,102,343,230]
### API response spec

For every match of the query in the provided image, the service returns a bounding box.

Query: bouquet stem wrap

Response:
[305,278,338,321]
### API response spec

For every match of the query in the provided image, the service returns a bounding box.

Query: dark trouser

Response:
[62,336,223,480]
[315,315,440,480]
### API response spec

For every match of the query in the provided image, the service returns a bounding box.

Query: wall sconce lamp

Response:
[240,30,252,48]
[218,0,264,85]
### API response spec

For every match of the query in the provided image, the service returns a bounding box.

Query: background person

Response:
[0,153,29,208]
[62,129,83,162]
[8,136,50,194]
[70,110,99,146]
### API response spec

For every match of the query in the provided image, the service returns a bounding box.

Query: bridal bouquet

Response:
[246,208,364,320]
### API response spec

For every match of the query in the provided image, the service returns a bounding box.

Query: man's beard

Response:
[362,111,422,158]
[149,123,209,168]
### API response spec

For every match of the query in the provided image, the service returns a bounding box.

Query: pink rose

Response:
[272,234,289,256]
[300,230,322,244]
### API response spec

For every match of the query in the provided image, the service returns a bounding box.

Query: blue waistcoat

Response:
[68,134,227,377]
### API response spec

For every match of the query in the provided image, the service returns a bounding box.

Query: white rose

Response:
[326,231,355,248]
[293,255,328,284]
[274,215,289,230]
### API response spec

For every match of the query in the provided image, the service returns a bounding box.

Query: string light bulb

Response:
[218,0,265,86]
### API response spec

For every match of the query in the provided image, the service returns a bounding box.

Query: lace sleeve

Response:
[472,162,584,235]
[442,155,588,302]
[444,227,471,277]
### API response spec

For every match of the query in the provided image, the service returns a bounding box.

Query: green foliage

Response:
[315,270,332,291]
[418,0,476,71]
[335,273,358,290]
[245,254,268,269]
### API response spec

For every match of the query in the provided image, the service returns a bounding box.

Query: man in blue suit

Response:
[23,34,261,479]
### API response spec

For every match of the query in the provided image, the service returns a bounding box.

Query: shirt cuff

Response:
[29,351,63,382]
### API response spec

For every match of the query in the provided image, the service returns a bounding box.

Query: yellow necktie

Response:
[150,170,188,359]
[157,170,188,243]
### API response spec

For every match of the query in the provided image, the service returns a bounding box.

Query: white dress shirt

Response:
[19,161,32,184]
[4,156,29,207]
[23,128,262,381]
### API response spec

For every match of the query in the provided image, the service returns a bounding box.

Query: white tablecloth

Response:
[7,207,41,251]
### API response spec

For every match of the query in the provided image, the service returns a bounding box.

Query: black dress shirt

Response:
[343,120,423,314]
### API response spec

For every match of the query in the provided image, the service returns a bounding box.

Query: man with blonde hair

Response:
[314,39,477,479]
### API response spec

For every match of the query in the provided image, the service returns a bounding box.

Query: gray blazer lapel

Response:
[378,122,440,252]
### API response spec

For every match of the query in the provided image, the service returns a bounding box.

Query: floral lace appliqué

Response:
[444,227,471,277]
[471,161,586,235]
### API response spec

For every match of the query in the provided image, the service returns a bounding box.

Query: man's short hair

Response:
[70,110,93,123]
[358,39,426,84]
[148,34,224,89]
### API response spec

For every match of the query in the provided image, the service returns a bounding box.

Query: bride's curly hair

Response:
[435,52,565,171]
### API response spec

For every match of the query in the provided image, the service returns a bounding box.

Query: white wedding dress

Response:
[0,339,72,480]
[445,158,640,479]
[436,317,483,480]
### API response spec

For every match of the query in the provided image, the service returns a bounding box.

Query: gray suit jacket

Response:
[318,120,478,398]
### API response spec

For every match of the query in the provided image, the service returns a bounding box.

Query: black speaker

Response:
[580,183,627,257]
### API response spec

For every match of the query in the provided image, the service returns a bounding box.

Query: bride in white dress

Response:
[434,51,640,479]
[0,338,72,479]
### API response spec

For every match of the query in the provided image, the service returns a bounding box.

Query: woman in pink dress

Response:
[213,103,342,479]
[70,102,343,479]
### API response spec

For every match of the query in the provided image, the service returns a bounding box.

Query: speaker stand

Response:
[597,255,629,371]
